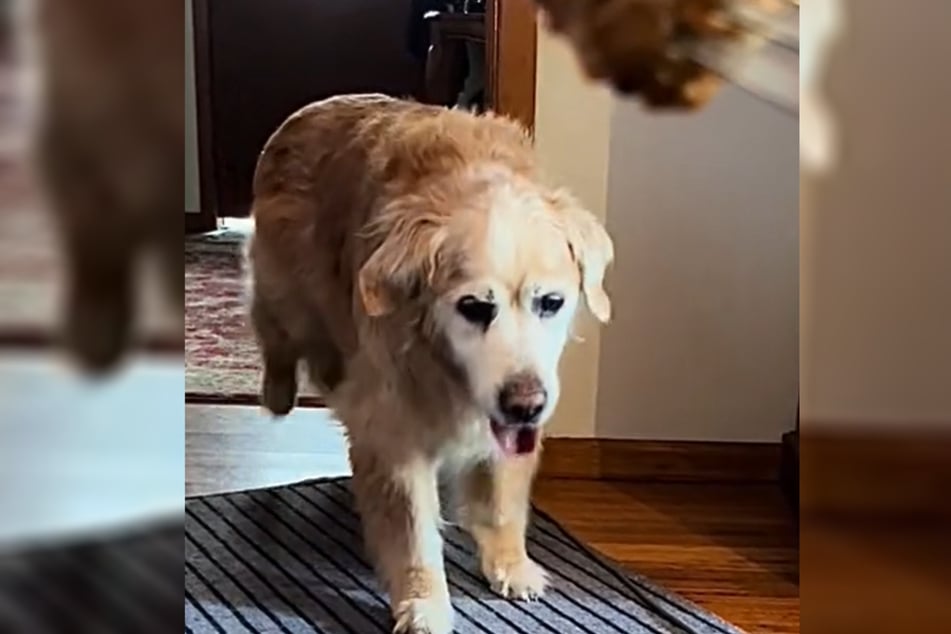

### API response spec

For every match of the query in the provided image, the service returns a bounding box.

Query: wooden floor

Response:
[186,404,799,633]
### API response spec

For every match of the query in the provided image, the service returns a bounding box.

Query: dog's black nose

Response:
[498,374,547,424]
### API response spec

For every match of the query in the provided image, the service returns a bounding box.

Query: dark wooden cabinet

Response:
[197,0,425,218]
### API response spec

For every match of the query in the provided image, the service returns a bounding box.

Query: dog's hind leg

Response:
[250,295,299,416]
[302,325,345,394]
[459,453,549,600]
[349,448,453,634]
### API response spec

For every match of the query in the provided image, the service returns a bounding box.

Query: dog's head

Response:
[358,172,614,455]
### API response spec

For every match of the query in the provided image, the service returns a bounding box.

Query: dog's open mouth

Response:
[490,419,539,456]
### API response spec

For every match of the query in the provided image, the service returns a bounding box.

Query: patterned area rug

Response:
[185,236,259,397]
[0,59,65,339]
[185,230,319,400]
[0,179,62,335]
[186,477,744,634]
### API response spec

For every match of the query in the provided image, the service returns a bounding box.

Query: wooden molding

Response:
[487,0,537,131]
[801,427,951,518]
[539,438,782,483]
[191,0,219,229]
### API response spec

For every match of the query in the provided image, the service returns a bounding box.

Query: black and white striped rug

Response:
[185,477,744,634]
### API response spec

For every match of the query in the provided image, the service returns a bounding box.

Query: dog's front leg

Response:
[350,450,452,634]
[461,452,549,600]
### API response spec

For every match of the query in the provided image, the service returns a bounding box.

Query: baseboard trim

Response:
[184,392,326,408]
[539,438,782,483]
[801,428,951,518]
[0,328,182,354]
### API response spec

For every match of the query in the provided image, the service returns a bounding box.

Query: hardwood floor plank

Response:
[533,478,799,633]
[185,404,350,497]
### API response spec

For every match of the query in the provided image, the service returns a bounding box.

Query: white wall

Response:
[595,91,799,441]
[185,0,201,213]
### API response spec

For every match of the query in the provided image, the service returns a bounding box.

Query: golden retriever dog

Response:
[248,94,613,634]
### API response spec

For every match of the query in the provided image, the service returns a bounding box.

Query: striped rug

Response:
[0,519,183,633]
[185,477,744,634]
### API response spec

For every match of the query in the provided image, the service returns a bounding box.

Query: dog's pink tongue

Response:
[490,420,538,456]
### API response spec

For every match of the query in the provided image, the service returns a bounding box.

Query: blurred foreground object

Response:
[799,0,841,172]
[800,430,951,633]
[799,1,951,631]
[0,275,184,629]
[0,353,185,632]
[31,0,182,372]
[535,0,798,111]
[0,516,182,633]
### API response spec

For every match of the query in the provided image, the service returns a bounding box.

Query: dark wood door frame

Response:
[190,0,538,230]
[486,0,537,132]
[188,0,218,234]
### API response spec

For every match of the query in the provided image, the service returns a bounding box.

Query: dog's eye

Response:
[456,295,497,330]
[536,293,565,318]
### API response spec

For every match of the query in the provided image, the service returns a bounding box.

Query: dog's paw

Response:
[65,291,131,374]
[392,596,454,634]
[483,556,550,601]
[261,373,297,416]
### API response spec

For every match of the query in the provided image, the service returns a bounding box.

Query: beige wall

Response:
[533,28,615,437]
[185,0,201,213]
[596,91,798,441]
[534,29,799,441]
[800,0,951,426]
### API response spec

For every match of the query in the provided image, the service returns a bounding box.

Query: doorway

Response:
[189,0,537,229]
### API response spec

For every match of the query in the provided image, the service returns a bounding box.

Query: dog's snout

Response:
[498,374,547,424]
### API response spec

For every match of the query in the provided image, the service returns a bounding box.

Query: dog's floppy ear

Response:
[549,190,615,323]
[357,208,448,317]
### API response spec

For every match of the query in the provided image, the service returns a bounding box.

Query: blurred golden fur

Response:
[32,0,181,369]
